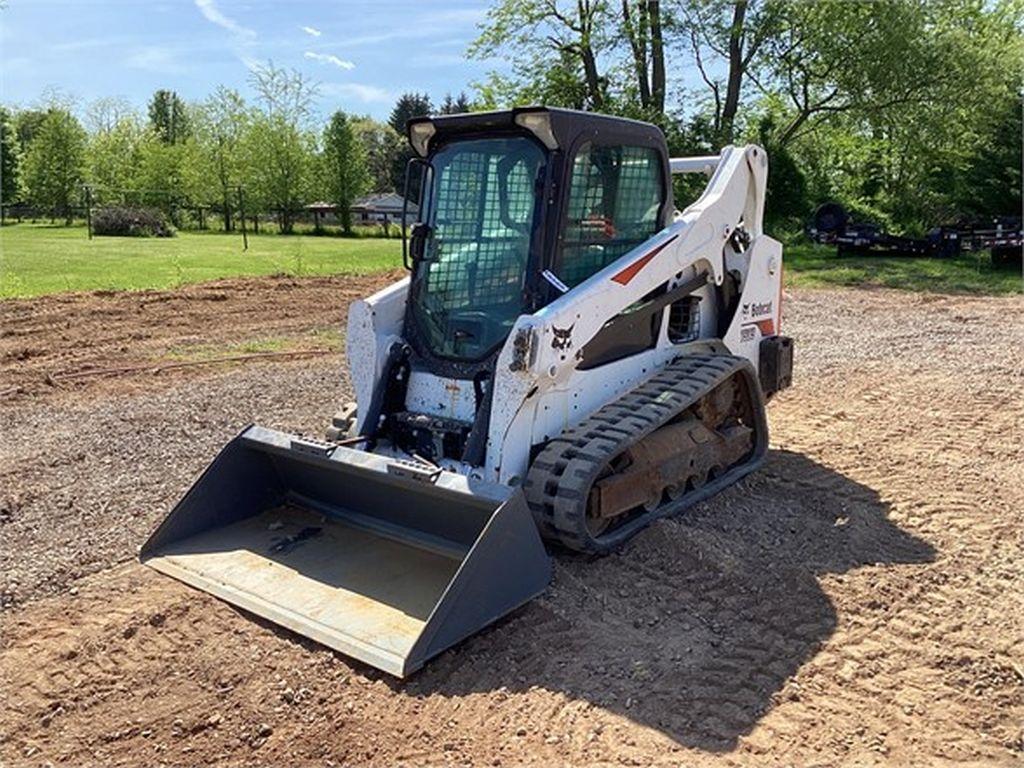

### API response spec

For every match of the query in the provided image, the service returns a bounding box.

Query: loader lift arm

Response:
[487,143,781,487]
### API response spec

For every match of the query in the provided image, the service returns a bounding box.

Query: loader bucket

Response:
[140,425,551,677]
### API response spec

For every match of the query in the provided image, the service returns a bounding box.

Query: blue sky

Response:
[0,0,500,121]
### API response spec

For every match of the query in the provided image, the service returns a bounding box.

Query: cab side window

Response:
[558,142,664,287]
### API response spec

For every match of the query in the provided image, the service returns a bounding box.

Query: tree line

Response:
[472,0,1022,233]
[0,64,469,235]
[2,0,1020,238]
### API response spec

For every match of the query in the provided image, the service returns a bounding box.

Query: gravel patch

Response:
[0,357,349,609]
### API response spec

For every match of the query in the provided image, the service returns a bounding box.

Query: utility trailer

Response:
[809,202,1022,264]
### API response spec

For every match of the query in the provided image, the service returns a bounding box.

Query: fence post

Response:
[237,186,248,251]
[85,186,93,239]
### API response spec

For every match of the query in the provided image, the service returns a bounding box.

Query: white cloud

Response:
[340,29,423,47]
[433,8,487,24]
[239,54,263,72]
[193,0,260,72]
[125,46,188,74]
[194,0,255,39]
[301,25,322,37]
[50,36,136,53]
[412,52,469,67]
[304,51,355,71]
[340,7,486,47]
[321,82,391,103]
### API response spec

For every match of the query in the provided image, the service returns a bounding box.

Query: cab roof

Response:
[406,106,667,158]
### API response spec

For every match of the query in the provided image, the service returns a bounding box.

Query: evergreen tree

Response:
[148,89,191,144]
[439,92,471,114]
[388,92,432,134]
[388,93,432,195]
[321,110,369,234]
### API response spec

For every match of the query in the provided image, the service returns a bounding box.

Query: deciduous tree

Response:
[245,62,319,233]
[677,0,780,144]
[189,87,251,230]
[471,0,611,110]
[13,109,48,155]
[85,114,148,197]
[86,96,136,135]
[133,134,189,221]
[351,117,402,193]
[620,1,666,116]
[22,108,87,223]
[0,106,21,206]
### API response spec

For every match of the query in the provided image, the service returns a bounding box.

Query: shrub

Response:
[92,206,175,237]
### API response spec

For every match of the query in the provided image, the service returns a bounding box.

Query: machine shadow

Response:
[396,448,936,753]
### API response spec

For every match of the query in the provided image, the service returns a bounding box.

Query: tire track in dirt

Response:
[764,303,1024,763]
[1,283,1023,766]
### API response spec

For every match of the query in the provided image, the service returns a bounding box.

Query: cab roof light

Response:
[514,110,558,150]
[409,121,436,157]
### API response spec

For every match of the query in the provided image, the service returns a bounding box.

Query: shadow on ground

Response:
[390,449,936,752]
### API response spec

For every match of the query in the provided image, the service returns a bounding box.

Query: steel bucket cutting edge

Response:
[140,425,552,677]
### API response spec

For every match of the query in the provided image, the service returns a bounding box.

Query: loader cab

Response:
[403,107,674,374]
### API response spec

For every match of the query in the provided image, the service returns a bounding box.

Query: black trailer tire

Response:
[992,246,1022,269]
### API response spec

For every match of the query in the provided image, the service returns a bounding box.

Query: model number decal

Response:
[740,318,775,342]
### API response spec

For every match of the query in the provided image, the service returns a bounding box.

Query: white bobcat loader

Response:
[141,107,793,677]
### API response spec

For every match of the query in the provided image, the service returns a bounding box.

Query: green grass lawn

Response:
[1,224,1019,299]
[784,242,1021,295]
[0,224,403,298]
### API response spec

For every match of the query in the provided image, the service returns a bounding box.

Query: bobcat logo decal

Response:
[551,324,575,350]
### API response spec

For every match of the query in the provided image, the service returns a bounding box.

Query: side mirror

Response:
[402,157,434,270]
[408,222,433,266]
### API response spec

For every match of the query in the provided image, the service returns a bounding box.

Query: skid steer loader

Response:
[142,107,793,677]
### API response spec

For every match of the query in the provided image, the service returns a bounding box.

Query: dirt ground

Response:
[0,272,403,401]
[1,277,1022,767]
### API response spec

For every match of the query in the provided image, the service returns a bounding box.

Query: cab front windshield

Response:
[410,136,544,361]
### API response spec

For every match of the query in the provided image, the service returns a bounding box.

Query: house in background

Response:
[305,193,418,233]
[351,193,418,230]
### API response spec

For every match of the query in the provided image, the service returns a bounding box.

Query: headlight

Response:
[408,121,436,157]
[514,110,558,150]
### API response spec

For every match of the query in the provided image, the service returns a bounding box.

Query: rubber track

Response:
[523,354,769,554]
